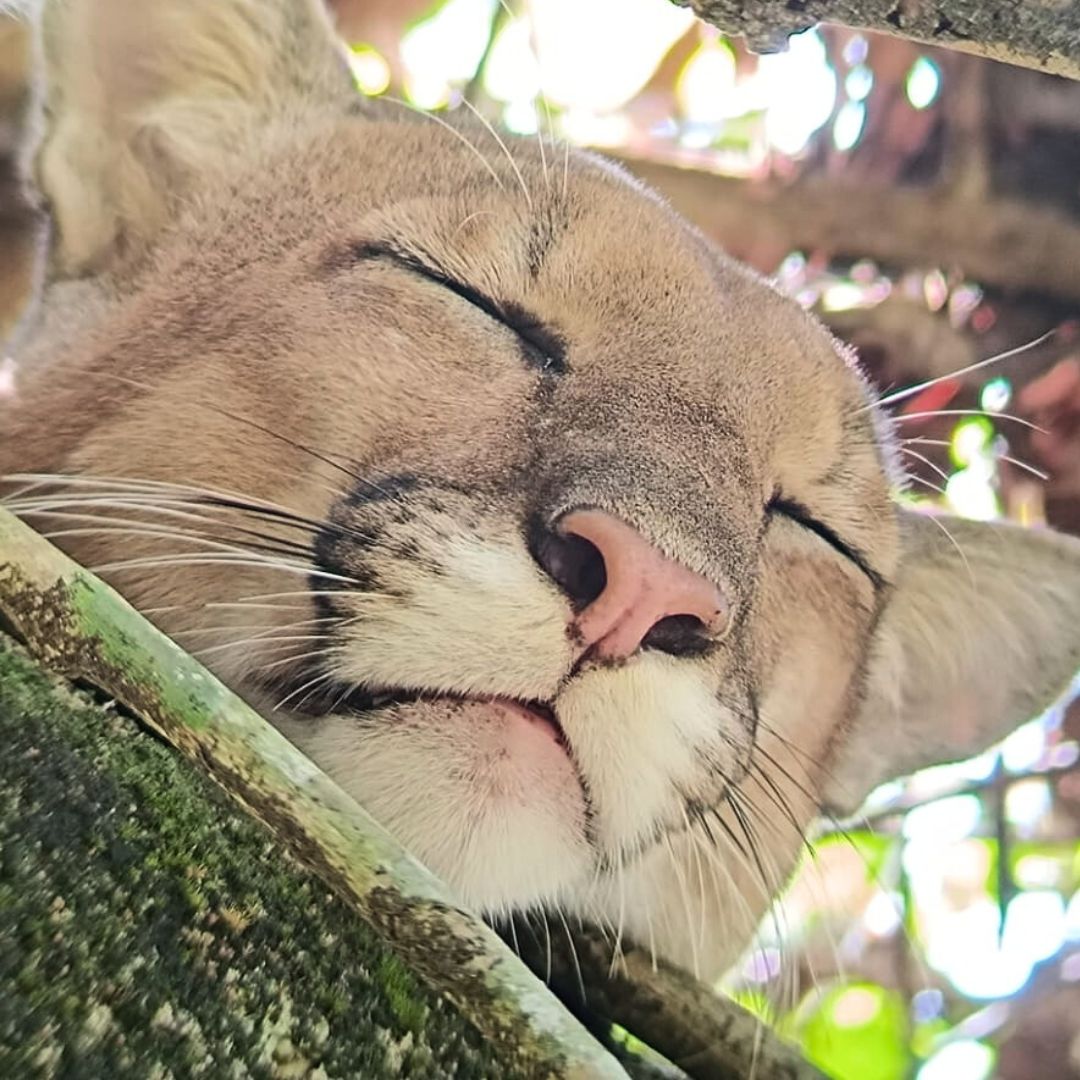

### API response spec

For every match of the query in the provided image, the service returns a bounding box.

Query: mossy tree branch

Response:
[0,635,546,1078]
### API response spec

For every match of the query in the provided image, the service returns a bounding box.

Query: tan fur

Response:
[3,0,1079,978]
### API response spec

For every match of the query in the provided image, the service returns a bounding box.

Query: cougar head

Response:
[3,0,1079,976]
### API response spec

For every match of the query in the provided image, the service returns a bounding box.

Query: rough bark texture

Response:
[513,921,827,1080]
[677,1,1080,80]
[0,637,533,1080]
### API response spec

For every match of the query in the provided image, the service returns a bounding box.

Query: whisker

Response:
[9,499,322,560]
[224,589,349,602]
[202,600,315,612]
[255,644,349,676]
[459,97,533,212]
[894,409,1047,433]
[87,553,355,586]
[3,472,373,546]
[745,762,815,858]
[46,372,394,504]
[922,510,975,588]
[491,0,548,191]
[897,445,951,486]
[661,832,702,979]
[35,520,316,563]
[553,909,587,1006]
[903,437,1050,481]
[901,472,947,498]
[862,329,1057,412]
[170,616,340,638]
[381,95,507,193]
[191,633,331,659]
[275,668,340,712]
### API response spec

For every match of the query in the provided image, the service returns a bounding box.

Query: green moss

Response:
[0,636,536,1079]
[376,955,429,1035]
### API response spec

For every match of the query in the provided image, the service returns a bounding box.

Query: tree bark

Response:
[0,636,549,1079]
[513,920,827,1080]
[677,1,1080,81]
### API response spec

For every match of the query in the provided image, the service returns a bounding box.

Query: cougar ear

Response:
[31,0,355,275]
[824,510,1080,815]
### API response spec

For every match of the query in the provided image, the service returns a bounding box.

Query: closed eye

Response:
[768,494,886,591]
[348,241,566,375]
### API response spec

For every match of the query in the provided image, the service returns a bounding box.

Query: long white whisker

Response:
[34,519,312,561]
[894,409,1047,433]
[170,617,340,638]
[219,589,355,603]
[903,472,947,497]
[2,471,347,528]
[380,95,507,192]
[275,668,340,712]
[459,97,533,212]
[88,554,354,585]
[905,437,1050,481]
[192,633,331,658]
[4,480,372,546]
[862,329,1057,412]
[255,645,348,676]
[661,833,702,981]
[897,445,952,485]
[923,510,975,587]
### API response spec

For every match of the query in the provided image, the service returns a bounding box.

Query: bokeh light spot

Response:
[906,56,941,109]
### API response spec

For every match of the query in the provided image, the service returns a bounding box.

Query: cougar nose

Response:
[533,508,729,660]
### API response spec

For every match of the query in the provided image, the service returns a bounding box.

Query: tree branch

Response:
[676,1,1080,81]
[513,920,828,1080]
[616,153,1080,303]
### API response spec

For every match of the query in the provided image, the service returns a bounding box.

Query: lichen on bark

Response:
[0,636,535,1079]
[0,507,627,1079]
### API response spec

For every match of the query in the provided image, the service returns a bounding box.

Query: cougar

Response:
[2,0,1079,979]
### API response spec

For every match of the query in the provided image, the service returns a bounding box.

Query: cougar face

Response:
[3,0,1079,977]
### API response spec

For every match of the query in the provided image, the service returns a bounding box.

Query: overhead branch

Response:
[616,153,1080,304]
[675,1,1080,81]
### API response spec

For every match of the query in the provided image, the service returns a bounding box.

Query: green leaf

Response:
[797,982,909,1080]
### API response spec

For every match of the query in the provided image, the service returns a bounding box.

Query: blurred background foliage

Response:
[3,2,1080,1077]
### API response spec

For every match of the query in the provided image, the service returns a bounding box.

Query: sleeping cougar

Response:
[2,0,1079,979]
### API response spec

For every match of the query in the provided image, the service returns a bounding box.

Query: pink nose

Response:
[557,509,729,661]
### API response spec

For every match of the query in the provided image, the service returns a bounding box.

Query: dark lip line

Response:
[293,679,570,748]
[312,678,596,838]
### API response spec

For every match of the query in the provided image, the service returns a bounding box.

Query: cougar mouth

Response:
[294,679,571,752]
